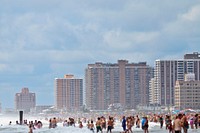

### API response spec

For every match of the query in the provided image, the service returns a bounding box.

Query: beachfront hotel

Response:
[85,60,153,110]
[15,88,36,113]
[151,52,200,106]
[55,75,83,112]
[175,73,200,110]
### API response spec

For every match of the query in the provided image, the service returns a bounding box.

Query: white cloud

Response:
[181,5,200,21]
[0,63,34,74]
[0,64,7,72]
[103,30,159,51]
[1,0,200,108]
[163,4,200,34]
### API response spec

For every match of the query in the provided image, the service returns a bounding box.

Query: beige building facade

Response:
[175,80,200,110]
[85,60,153,110]
[15,88,36,113]
[55,75,83,112]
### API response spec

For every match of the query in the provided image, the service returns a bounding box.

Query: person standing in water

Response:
[159,115,164,128]
[90,120,95,132]
[173,114,182,133]
[107,117,114,133]
[141,116,149,133]
[96,117,102,133]
[122,116,126,132]
[136,115,140,128]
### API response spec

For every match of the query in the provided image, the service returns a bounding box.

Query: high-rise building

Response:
[175,74,200,110]
[153,60,177,106]
[85,60,153,110]
[15,88,36,113]
[55,75,83,112]
[152,52,200,106]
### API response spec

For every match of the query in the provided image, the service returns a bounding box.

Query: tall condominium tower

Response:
[15,88,36,113]
[55,75,83,112]
[152,52,200,106]
[85,60,153,110]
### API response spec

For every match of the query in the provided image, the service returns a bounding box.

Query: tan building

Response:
[55,75,83,112]
[175,74,200,110]
[85,60,153,110]
[15,88,36,113]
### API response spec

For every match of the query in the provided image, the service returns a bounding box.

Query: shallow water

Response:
[0,115,200,133]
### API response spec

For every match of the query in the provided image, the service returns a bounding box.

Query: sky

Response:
[0,0,200,109]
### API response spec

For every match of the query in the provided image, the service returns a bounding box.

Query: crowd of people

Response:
[13,119,43,133]
[28,120,43,133]
[65,113,200,133]
[147,113,200,133]
[7,112,200,133]
[121,115,148,133]
[60,116,114,133]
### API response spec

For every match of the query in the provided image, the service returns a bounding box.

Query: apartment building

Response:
[85,60,153,110]
[55,75,83,112]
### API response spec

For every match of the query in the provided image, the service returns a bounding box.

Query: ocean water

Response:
[0,115,200,133]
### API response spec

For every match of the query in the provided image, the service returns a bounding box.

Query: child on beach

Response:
[90,120,95,132]
[36,121,43,129]
[63,120,68,127]
[79,121,83,128]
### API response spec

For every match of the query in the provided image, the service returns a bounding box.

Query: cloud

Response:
[156,4,200,58]
[0,64,7,72]
[0,64,34,74]
[0,0,200,108]
[181,5,200,21]
[103,30,159,50]
[163,5,200,37]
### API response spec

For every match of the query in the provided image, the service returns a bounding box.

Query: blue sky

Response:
[0,0,200,109]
